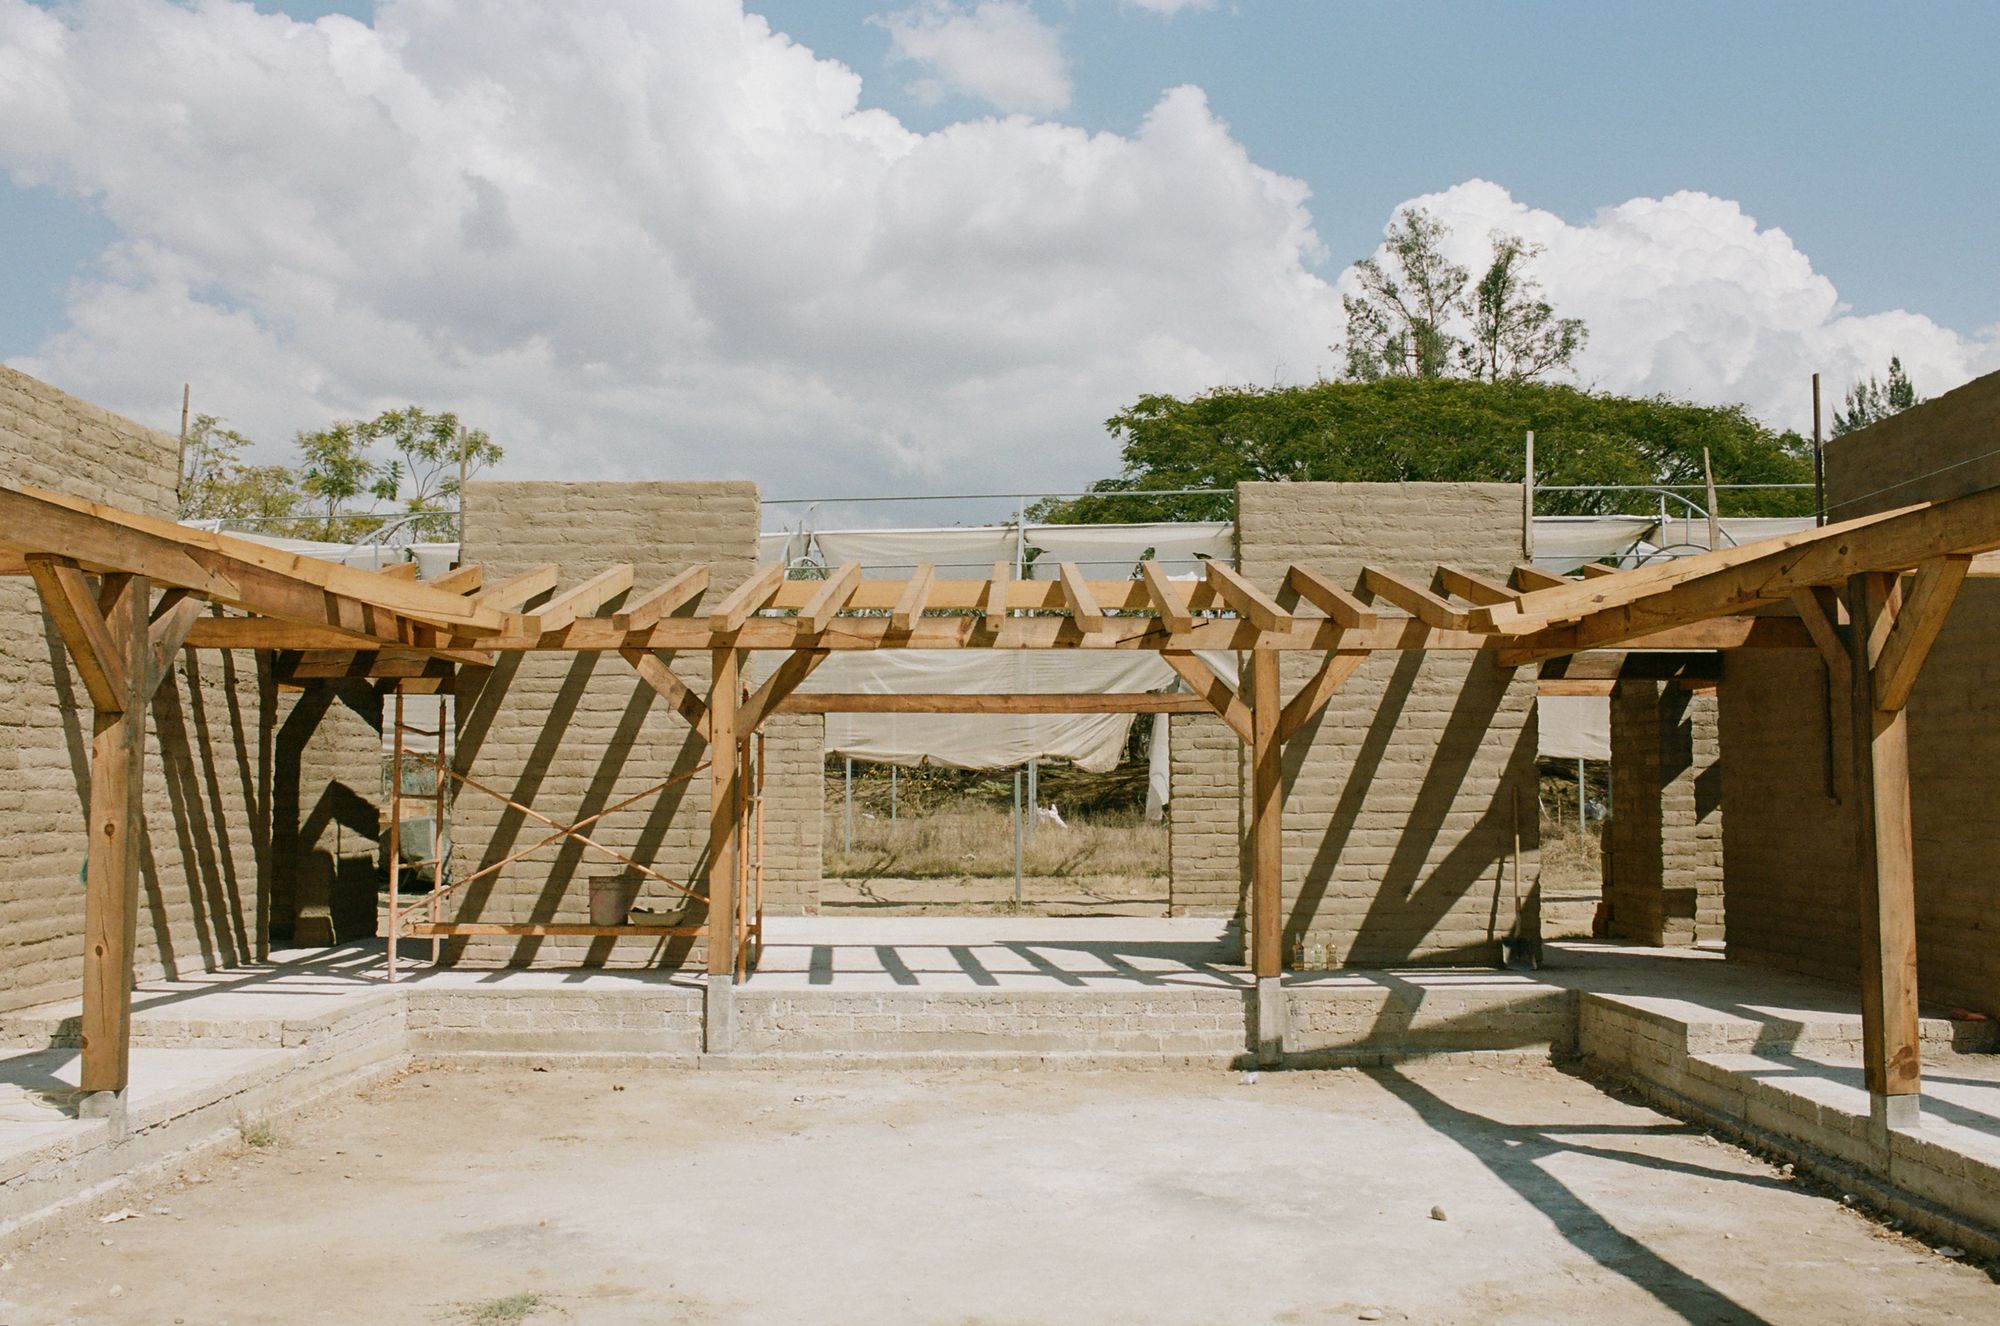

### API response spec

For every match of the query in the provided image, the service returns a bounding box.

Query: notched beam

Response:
[1058,562,1107,634]
[1360,566,1470,632]
[616,565,710,633]
[708,563,785,633]
[1205,562,1291,632]
[528,563,635,634]
[890,562,935,632]
[1141,560,1193,634]
[798,562,861,633]
[1286,565,1376,629]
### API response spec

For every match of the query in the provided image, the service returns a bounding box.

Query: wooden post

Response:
[707,647,740,978]
[1249,646,1285,1065]
[1847,571,1920,1127]
[388,688,403,983]
[79,574,148,1103]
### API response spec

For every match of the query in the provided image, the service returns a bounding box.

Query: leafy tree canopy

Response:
[1831,354,1920,438]
[1037,378,1813,523]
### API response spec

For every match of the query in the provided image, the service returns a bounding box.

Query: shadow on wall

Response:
[1290,652,1535,966]
[450,624,709,971]
[272,677,382,947]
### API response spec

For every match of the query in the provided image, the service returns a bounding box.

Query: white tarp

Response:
[758,531,798,568]
[1530,516,1658,572]
[1024,521,1233,577]
[1537,694,1610,761]
[810,527,1021,578]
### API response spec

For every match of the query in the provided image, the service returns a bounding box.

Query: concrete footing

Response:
[1872,1089,1921,1133]
[704,975,736,1055]
[1254,976,1287,1067]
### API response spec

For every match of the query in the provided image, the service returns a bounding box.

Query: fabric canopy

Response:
[810,527,1020,579]
[1537,694,1610,761]
[1024,521,1233,578]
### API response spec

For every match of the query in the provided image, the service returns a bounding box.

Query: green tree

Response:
[296,421,395,540]
[1038,378,1812,523]
[177,413,303,528]
[1831,354,1919,437]
[362,406,503,539]
[1341,207,1586,383]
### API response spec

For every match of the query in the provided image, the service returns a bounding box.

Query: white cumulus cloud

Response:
[1355,180,2000,431]
[874,1,1072,115]
[1120,0,1218,15]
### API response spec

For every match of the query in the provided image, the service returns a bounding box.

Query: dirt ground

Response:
[4,1063,1995,1325]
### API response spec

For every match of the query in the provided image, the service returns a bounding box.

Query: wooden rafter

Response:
[1435,565,1518,607]
[1206,562,1292,632]
[477,564,560,611]
[1141,560,1193,633]
[615,565,710,632]
[1058,562,1106,634]
[982,561,1009,633]
[1360,566,1469,631]
[1511,564,1570,592]
[1286,565,1376,629]
[528,564,634,634]
[431,564,484,595]
[891,562,935,632]
[709,564,785,633]
[798,563,861,633]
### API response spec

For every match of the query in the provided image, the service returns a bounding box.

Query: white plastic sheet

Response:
[1537,694,1610,761]
[1024,521,1233,577]
[810,527,1021,578]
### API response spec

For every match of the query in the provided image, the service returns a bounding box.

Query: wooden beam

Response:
[279,649,464,683]
[708,563,785,633]
[1249,647,1283,980]
[145,590,207,697]
[1790,587,1853,693]
[527,564,634,634]
[1286,565,1377,629]
[376,561,421,581]
[27,556,129,712]
[1494,613,1815,666]
[1206,563,1292,633]
[1511,564,1571,592]
[890,562,935,632]
[777,692,1208,714]
[1360,566,1470,631]
[619,648,709,738]
[1279,649,1368,743]
[739,649,829,732]
[430,563,483,595]
[1057,562,1106,633]
[983,562,1009,634]
[797,563,861,633]
[1873,556,1970,712]
[1141,560,1193,633]
[1537,678,1617,697]
[476,564,560,611]
[80,571,148,1097]
[1435,565,1519,607]
[1847,572,1921,1111]
[615,565,710,632]
[1578,563,1618,579]
[1162,652,1252,743]
[707,647,741,977]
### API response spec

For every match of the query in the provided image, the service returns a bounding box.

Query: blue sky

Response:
[1,1,1993,492]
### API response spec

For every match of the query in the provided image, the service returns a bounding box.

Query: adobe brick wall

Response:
[450,481,821,968]
[0,365,379,1011]
[1166,711,1241,915]
[1606,681,1723,945]
[1722,369,2000,1014]
[1233,482,1541,967]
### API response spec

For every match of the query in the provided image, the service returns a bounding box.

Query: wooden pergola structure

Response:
[9,478,2000,1123]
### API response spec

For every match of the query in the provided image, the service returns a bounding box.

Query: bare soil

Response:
[5,1063,1995,1325]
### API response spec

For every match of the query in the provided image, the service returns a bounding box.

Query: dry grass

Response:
[1539,814,1604,894]
[827,803,1166,880]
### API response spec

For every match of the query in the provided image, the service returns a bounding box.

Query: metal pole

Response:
[1812,372,1826,526]
[1578,758,1587,836]
[843,756,853,853]
[890,764,898,822]
[1026,757,1037,845]
[1013,768,1024,904]
[1522,430,1535,562]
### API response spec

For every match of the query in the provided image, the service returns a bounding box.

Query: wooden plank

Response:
[776,692,1209,714]
[1847,571,1921,1104]
[708,563,785,633]
[1538,650,1724,682]
[145,590,207,697]
[983,562,1009,633]
[430,564,483,595]
[527,563,634,634]
[1286,565,1377,629]
[2,484,511,633]
[376,561,421,581]
[1435,565,1519,607]
[79,572,147,1096]
[1536,678,1617,697]
[1206,563,1292,632]
[890,562,935,632]
[615,565,710,632]
[797,563,861,633]
[1140,560,1193,633]
[1249,647,1283,979]
[1873,556,1970,712]
[26,556,129,712]
[707,647,741,976]
[1057,562,1106,633]
[1512,564,1571,592]
[280,649,467,682]
[1278,650,1368,742]
[1790,587,1853,692]
[476,564,560,611]
[619,648,709,737]
[1361,566,1470,631]
[739,649,829,732]
[1162,652,1252,743]
[1494,613,1816,666]
[1578,563,1618,579]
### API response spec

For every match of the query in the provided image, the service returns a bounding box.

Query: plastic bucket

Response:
[589,874,643,927]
